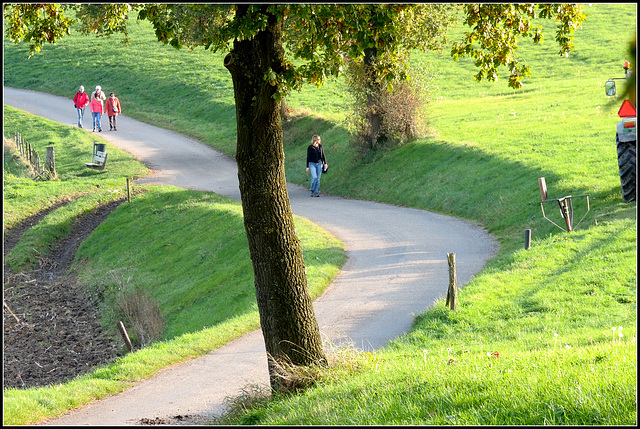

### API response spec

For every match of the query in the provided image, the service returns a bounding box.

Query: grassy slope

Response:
[3,3,636,425]
[2,108,346,425]
[3,107,150,233]
[3,107,345,425]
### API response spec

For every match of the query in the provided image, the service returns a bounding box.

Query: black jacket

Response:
[306,144,326,167]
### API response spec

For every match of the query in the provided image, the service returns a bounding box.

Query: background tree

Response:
[344,3,587,152]
[3,2,588,391]
[341,4,456,151]
[344,57,435,153]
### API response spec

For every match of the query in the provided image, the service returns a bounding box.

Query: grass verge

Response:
[2,111,345,425]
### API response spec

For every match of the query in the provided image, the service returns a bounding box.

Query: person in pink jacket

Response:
[105,92,122,131]
[73,85,90,128]
[89,94,104,132]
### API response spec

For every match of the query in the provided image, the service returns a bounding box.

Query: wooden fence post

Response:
[525,229,532,250]
[446,253,457,310]
[126,178,131,203]
[16,132,22,156]
[538,177,548,201]
[45,146,56,175]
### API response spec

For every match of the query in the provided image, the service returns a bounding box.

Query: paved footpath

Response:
[4,87,498,425]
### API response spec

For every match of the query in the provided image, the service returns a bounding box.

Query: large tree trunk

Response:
[223,6,326,391]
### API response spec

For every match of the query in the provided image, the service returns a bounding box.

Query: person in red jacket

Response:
[73,85,90,128]
[89,94,104,132]
[105,92,122,131]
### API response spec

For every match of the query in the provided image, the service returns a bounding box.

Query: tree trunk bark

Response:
[223,6,326,390]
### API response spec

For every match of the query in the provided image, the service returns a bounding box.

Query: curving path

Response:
[4,87,498,425]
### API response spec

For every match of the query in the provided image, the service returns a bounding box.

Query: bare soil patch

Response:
[3,197,130,389]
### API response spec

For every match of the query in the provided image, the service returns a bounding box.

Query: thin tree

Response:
[342,4,456,151]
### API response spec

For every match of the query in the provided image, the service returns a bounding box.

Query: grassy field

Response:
[3,3,637,426]
[2,109,346,426]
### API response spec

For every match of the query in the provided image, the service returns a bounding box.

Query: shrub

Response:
[344,56,434,153]
[115,287,164,348]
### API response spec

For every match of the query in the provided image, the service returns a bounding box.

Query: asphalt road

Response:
[4,87,498,425]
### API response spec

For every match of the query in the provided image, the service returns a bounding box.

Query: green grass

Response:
[236,340,635,425]
[73,186,344,342]
[3,3,636,426]
[3,135,33,178]
[2,111,345,425]
[3,106,149,234]
[3,105,150,269]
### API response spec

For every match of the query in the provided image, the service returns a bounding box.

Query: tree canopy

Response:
[451,3,586,89]
[5,3,587,92]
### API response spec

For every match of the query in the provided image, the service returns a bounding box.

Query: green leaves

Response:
[451,3,586,89]
[3,4,75,58]
[74,3,133,39]
[282,4,453,96]
[4,3,586,94]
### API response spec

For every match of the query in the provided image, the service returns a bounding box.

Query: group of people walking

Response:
[74,85,329,196]
[73,85,121,132]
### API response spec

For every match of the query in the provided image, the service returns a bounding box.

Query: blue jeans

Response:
[76,107,86,127]
[92,112,102,130]
[309,162,323,194]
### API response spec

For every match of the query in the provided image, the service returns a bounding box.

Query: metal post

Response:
[557,198,572,232]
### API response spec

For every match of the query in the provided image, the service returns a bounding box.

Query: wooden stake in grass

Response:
[538,177,548,201]
[45,146,55,176]
[446,253,457,311]
[126,178,131,203]
[117,321,133,352]
[525,229,532,250]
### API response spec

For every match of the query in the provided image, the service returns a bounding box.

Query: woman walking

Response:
[89,94,103,132]
[93,85,107,104]
[105,92,121,131]
[306,134,327,197]
[92,85,107,130]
